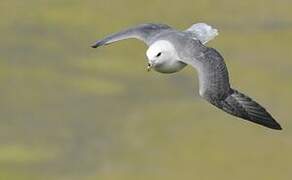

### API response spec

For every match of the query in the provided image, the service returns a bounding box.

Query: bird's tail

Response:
[185,23,218,44]
[219,89,282,130]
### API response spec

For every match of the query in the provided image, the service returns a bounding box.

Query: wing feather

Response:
[221,89,282,130]
[180,45,231,99]
[178,41,281,130]
[91,23,171,48]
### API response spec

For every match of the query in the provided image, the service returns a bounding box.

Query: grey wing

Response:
[91,23,172,48]
[221,89,282,130]
[180,44,281,130]
[179,45,231,100]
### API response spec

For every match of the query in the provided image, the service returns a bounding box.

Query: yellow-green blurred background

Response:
[1,0,292,179]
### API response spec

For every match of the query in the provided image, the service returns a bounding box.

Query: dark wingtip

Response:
[271,122,282,130]
[90,40,104,48]
[91,42,99,48]
[91,44,98,48]
[265,118,282,130]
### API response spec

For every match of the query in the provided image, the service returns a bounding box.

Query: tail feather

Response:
[185,23,218,44]
[220,89,282,130]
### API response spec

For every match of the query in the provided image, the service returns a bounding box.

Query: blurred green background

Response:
[1,0,292,179]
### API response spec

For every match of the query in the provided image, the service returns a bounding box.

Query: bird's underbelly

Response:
[153,61,187,73]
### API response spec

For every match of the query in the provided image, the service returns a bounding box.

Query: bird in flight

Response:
[91,23,282,130]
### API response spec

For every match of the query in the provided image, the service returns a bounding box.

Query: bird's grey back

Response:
[155,32,231,99]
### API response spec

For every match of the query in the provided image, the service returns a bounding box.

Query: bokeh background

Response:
[1,0,292,179]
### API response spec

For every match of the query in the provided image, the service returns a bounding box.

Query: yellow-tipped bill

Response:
[147,63,152,72]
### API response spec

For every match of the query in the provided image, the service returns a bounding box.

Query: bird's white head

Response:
[146,40,186,73]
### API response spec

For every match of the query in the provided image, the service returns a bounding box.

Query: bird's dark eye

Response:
[156,52,162,57]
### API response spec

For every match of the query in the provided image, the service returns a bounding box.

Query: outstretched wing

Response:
[179,43,281,130]
[221,89,282,130]
[180,45,231,100]
[91,23,172,48]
